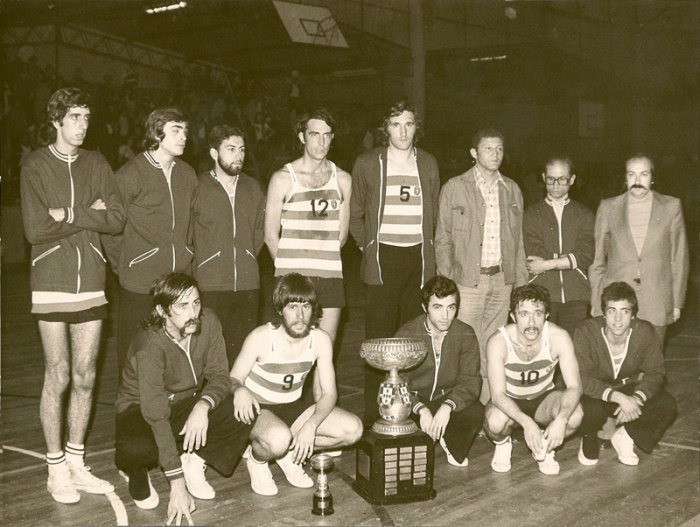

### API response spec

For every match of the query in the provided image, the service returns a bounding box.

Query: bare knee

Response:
[44,362,70,396]
[484,404,512,440]
[337,414,363,446]
[71,368,96,394]
[251,426,292,461]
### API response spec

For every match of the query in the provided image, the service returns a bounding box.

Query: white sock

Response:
[65,442,85,467]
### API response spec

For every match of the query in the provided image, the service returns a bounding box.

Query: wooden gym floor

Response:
[1,251,698,527]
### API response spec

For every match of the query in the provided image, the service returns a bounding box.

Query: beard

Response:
[281,317,311,339]
[218,158,242,177]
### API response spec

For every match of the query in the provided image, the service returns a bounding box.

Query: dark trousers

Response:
[409,397,485,463]
[117,287,151,377]
[548,300,589,338]
[579,391,678,454]
[202,289,260,369]
[114,394,251,499]
[363,243,424,428]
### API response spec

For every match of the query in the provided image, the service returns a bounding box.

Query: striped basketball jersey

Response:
[501,321,557,400]
[244,323,316,404]
[275,162,343,278]
[378,158,423,247]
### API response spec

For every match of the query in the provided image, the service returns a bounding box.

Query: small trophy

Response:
[310,453,334,516]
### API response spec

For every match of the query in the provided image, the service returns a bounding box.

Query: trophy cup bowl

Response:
[310,453,334,516]
[360,338,428,436]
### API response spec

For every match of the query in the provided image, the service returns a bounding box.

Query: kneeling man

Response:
[115,273,251,525]
[484,284,583,475]
[397,276,484,467]
[574,281,677,466]
[230,273,362,496]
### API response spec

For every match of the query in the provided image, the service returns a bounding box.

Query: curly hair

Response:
[142,107,188,151]
[470,128,504,150]
[208,123,245,151]
[272,273,323,328]
[47,87,91,124]
[600,281,639,317]
[379,100,423,147]
[510,284,551,316]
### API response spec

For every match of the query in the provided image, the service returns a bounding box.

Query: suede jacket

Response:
[435,166,528,288]
[349,146,439,287]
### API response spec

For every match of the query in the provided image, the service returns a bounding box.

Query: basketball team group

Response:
[21,86,688,525]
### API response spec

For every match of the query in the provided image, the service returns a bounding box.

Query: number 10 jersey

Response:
[501,321,558,400]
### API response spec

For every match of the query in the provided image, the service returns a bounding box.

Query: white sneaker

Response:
[536,450,560,475]
[246,447,278,496]
[491,436,512,473]
[439,438,468,467]
[276,451,314,488]
[611,426,639,466]
[180,452,216,499]
[119,470,159,510]
[67,462,114,494]
[47,463,80,504]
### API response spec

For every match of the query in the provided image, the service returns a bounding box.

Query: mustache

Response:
[630,184,648,189]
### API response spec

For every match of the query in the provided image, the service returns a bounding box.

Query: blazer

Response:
[588,191,689,326]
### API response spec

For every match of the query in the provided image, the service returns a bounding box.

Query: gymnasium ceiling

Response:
[3,0,698,97]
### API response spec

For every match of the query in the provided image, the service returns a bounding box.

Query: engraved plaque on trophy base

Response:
[352,430,436,505]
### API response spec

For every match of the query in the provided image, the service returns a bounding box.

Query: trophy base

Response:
[371,418,419,436]
[353,430,436,506]
[312,494,334,516]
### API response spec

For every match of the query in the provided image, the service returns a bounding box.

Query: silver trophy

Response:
[310,453,334,516]
[360,338,428,436]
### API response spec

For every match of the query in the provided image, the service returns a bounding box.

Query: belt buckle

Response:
[482,265,499,276]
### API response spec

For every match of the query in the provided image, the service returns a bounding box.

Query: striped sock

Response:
[65,442,85,467]
[46,451,65,467]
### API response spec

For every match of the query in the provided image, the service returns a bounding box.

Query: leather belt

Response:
[480,265,501,276]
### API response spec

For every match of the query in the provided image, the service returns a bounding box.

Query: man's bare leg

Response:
[38,321,72,454]
[66,319,102,445]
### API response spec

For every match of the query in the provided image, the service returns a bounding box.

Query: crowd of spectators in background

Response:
[2,48,698,259]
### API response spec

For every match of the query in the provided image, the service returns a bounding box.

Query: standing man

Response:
[191,124,265,368]
[574,282,677,466]
[115,273,252,523]
[484,284,583,475]
[265,108,351,346]
[396,276,484,467]
[523,156,595,337]
[230,273,363,496]
[349,100,440,427]
[435,128,528,404]
[104,107,198,374]
[589,154,689,346]
[21,87,125,503]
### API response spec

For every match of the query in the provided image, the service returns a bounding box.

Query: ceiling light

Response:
[146,1,187,14]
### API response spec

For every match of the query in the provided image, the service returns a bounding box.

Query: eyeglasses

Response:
[545,176,571,186]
